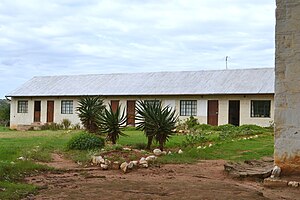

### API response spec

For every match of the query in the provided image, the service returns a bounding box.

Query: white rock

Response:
[17,156,26,161]
[123,147,131,151]
[153,149,162,156]
[104,159,111,165]
[178,149,183,154]
[131,161,138,166]
[120,162,128,173]
[161,151,167,155]
[203,146,207,149]
[167,151,172,155]
[100,164,109,170]
[141,163,148,168]
[139,157,146,162]
[91,156,105,165]
[145,155,157,161]
[139,160,148,165]
[288,181,299,187]
[197,146,202,149]
[271,166,281,178]
[208,144,213,147]
[128,161,134,169]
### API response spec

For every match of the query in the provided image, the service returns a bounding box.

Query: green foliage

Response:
[238,124,268,135]
[77,96,105,133]
[67,132,105,150]
[99,104,127,144]
[132,142,147,150]
[122,126,137,131]
[136,100,178,151]
[182,133,207,147]
[41,123,63,131]
[0,99,10,127]
[185,116,199,129]
[61,119,71,129]
[193,124,213,131]
[71,123,81,130]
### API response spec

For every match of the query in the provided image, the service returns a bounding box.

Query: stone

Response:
[131,161,138,166]
[178,149,183,154]
[123,147,131,151]
[271,166,281,178]
[288,181,299,187]
[139,157,146,162]
[91,156,105,165]
[18,156,26,161]
[167,151,172,155]
[100,164,109,170]
[104,159,111,165]
[145,155,157,161]
[127,161,134,169]
[161,151,167,155]
[153,149,162,156]
[120,162,128,173]
[139,160,148,166]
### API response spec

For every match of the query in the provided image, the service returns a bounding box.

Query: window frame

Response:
[180,100,197,116]
[61,100,73,114]
[17,100,28,113]
[251,100,271,118]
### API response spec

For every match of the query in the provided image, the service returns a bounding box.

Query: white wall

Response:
[10,94,274,129]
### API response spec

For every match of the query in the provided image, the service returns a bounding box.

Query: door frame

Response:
[47,101,54,123]
[228,100,240,126]
[34,101,41,122]
[207,100,218,126]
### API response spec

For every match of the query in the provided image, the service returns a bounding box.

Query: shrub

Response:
[61,119,71,130]
[215,124,236,131]
[41,123,63,131]
[185,116,199,129]
[182,133,207,147]
[237,124,267,136]
[194,124,213,131]
[71,123,81,130]
[67,132,105,150]
[132,142,147,150]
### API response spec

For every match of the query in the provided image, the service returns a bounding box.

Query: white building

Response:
[6,68,274,130]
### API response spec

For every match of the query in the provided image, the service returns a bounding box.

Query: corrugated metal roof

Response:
[6,68,275,97]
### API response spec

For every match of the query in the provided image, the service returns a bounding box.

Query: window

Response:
[251,100,271,118]
[180,100,197,116]
[17,101,28,113]
[61,100,73,114]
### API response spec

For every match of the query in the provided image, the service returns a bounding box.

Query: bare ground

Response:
[24,154,300,200]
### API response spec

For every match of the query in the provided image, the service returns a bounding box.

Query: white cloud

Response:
[0,0,275,97]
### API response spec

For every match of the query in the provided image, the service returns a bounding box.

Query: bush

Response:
[237,124,267,136]
[182,133,207,147]
[185,116,199,129]
[67,132,105,150]
[194,124,213,131]
[41,123,63,131]
[132,142,147,150]
[61,119,71,130]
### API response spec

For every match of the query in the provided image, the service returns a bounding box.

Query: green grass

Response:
[0,126,274,199]
[159,134,274,163]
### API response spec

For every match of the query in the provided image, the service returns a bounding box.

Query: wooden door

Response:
[47,101,54,123]
[127,100,135,126]
[34,101,41,122]
[207,100,218,126]
[111,100,119,113]
[228,100,240,126]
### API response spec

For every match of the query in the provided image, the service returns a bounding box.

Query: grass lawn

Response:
[0,127,274,199]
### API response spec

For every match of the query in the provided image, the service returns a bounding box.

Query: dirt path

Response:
[24,154,300,200]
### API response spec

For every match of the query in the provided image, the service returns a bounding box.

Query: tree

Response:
[0,99,10,127]
[136,100,178,151]
[99,104,127,144]
[136,100,159,149]
[77,96,105,133]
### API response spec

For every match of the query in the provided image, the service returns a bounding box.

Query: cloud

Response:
[0,0,275,97]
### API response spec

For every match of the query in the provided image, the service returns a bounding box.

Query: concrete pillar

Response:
[275,0,300,174]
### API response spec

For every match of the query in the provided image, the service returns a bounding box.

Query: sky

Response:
[0,0,275,98]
